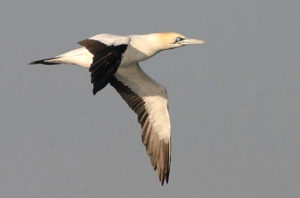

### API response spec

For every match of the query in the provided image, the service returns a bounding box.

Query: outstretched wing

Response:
[78,34,129,94]
[110,63,171,185]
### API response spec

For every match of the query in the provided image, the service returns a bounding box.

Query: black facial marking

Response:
[175,37,184,43]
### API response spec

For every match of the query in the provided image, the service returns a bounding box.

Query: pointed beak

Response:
[180,38,206,45]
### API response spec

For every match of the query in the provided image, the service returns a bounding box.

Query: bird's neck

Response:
[129,34,165,57]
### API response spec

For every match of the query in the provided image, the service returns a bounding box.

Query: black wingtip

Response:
[92,87,98,95]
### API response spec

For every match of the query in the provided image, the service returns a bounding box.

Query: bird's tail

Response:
[29,57,61,65]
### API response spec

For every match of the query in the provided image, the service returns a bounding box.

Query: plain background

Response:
[0,0,299,197]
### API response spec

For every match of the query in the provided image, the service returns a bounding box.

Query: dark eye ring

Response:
[175,37,184,43]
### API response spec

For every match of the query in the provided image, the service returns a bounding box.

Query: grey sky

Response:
[0,0,299,197]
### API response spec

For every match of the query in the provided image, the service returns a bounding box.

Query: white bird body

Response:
[48,34,154,68]
[30,32,205,185]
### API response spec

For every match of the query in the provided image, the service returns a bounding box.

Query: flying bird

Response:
[30,32,205,185]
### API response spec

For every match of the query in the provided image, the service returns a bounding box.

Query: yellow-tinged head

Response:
[155,32,205,50]
[128,32,205,59]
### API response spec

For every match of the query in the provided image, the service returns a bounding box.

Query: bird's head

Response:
[156,32,205,50]
[129,32,205,58]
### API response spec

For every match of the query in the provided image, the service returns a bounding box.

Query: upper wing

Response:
[110,63,171,185]
[79,34,130,94]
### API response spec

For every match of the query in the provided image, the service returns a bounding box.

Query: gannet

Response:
[30,32,205,185]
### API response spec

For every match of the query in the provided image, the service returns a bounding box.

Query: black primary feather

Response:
[78,39,127,95]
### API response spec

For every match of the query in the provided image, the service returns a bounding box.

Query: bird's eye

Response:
[175,37,184,43]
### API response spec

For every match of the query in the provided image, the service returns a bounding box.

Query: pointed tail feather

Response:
[29,57,61,65]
